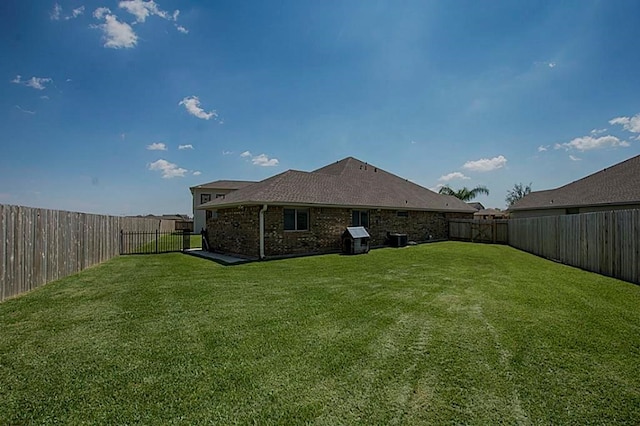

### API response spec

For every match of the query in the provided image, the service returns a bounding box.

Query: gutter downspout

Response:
[259,204,268,260]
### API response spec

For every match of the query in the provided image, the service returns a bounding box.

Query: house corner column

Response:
[259,204,268,259]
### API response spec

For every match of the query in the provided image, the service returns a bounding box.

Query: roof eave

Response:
[198,200,475,213]
[509,200,640,212]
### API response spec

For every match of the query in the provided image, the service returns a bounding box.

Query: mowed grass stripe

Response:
[1,242,639,424]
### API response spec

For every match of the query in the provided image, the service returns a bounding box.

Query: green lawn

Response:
[1,242,639,424]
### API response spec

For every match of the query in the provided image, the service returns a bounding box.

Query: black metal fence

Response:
[120,230,193,255]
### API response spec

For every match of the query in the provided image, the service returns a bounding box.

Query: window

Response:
[397,211,409,218]
[284,208,309,231]
[200,193,212,204]
[215,193,225,199]
[352,210,369,228]
[206,210,213,221]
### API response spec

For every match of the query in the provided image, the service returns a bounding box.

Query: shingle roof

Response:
[199,157,475,213]
[189,180,256,191]
[509,154,640,211]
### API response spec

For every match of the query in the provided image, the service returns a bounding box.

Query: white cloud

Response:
[70,6,85,19]
[178,144,193,150]
[462,155,507,172]
[240,150,278,166]
[569,155,581,161]
[193,171,202,176]
[251,154,279,167]
[555,135,630,151]
[176,25,188,34]
[535,61,557,69]
[438,172,470,182]
[222,150,233,155]
[537,145,549,152]
[51,4,84,20]
[118,0,178,23]
[50,3,62,20]
[148,159,187,178]
[15,105,35,115]
[179,96,217,120]
[609,113,640,134]
[590,128,607,135]
[146,142,167,151]
[94,7,110,19]
[92,8,138,49]
[40,95,49,100]
[11,75,52,90]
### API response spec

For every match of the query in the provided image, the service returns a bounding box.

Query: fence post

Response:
[183,230,190,252]
[119,229,123,255]
[155,229,159,254]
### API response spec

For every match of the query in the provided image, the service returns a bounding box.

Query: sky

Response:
[2,0,640,216]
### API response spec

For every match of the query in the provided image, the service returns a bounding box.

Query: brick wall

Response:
[207,205,473,258]
[207,206,261,257]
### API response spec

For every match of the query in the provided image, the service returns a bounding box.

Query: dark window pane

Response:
[361,211,369,228]
[297,210,308,230]
[284,209,296,230]
[352,210,359,226]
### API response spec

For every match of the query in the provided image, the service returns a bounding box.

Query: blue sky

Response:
[2,0,640,215]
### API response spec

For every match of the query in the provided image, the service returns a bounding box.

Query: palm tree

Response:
[438,185,489,201]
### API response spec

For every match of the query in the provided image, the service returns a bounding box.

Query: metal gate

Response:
[119,230,192,254]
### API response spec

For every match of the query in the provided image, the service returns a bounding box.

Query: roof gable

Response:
[200,157,475,213]
[510,154,640,211]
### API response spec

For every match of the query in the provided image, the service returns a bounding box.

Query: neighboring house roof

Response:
[474,208,507,218]
[509,154,640,211]
[468,202,485,211]
[199,157,476,213]
[189,180,256,192]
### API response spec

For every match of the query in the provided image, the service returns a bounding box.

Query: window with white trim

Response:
[284,208,309,231]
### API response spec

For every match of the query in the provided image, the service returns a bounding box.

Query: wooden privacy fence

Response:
[0,204,175,301]
[509,210,640,285]
[448,219,509,244]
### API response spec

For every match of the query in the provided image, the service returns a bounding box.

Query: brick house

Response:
[199,157,475,259]
[190,180,256,233]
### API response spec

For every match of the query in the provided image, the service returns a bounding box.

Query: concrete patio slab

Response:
[183,249,256,265]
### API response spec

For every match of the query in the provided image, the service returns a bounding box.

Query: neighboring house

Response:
[473,208,508,220]
[468,202,485,211]
[199,157,475,259]
[128,214,193,231]
[509,154,640,218]
[159,214,194,232]
[190,180,256,233]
